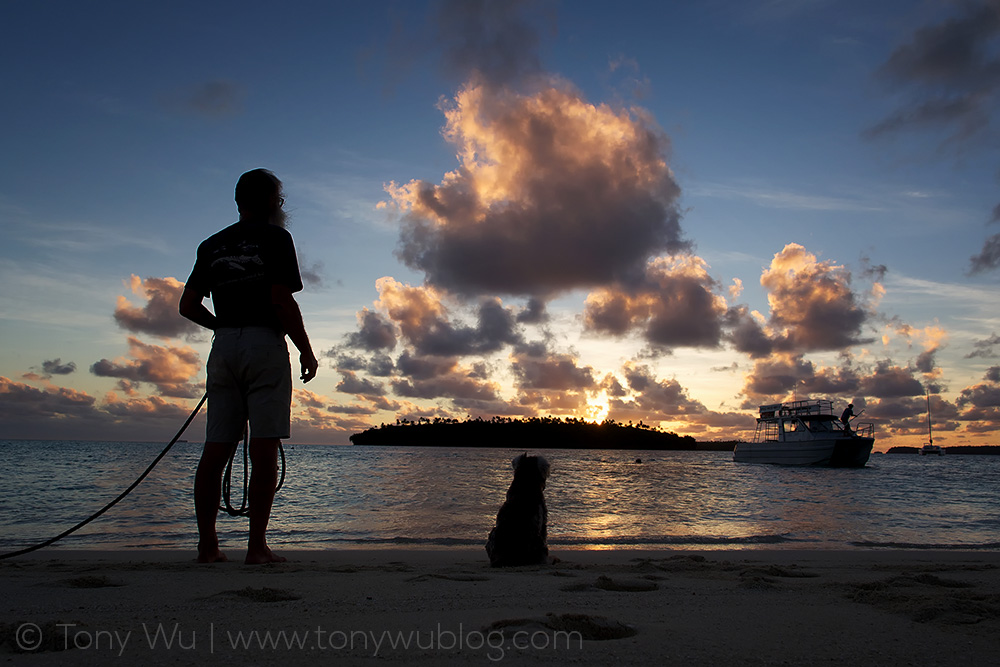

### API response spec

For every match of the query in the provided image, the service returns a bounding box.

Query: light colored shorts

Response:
[206,327,292,441]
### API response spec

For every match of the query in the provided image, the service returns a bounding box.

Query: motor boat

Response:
[733,399,873,467]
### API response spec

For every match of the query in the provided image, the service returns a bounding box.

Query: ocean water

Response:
[1,440,998,555]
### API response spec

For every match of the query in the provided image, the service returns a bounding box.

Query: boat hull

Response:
[733,437,873,467]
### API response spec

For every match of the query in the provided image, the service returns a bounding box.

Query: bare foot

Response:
[245,547,287,565]
[197,548,229,564]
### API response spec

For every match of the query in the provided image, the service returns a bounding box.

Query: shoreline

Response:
[4,548,998,664]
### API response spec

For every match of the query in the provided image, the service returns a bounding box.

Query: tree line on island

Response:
[349,415,709,450]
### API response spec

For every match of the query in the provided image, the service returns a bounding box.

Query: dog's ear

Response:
[536,456,550,479]
[511,453,525,470]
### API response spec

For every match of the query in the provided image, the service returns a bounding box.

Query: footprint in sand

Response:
[406,573,490,582]
[216,586,301,602]
[561,575,658,592]
[483,613,637,640]
[846,574,998,625]
[60,575,123,588]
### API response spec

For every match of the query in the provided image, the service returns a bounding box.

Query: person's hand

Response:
[300,352,319,383]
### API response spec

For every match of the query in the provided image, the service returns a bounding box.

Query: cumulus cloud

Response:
[582,244,880,357]
[957,366,1000,409]
[0,375,96,420]
[90,337,202,398]
[604,362,715,425]
[336,370,386,396]
[101,393,197,422]
[294,388,328,409]
[757,244,874,353]
[41,358,77,376]
[0,376,208,440]
[382,81,687,297]
[355,278,523,356]
[858,360,927,398]
[391,359,501,402]
[510,351,597,392]
[725,306,773,358]
[739,353,818,401]
[114,275,202,339]
[584,255,729,349]
[347,308,399,352]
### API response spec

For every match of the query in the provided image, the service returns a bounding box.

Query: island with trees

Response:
[350,415,699,450]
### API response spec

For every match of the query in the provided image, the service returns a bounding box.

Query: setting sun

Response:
[585,392,611,423]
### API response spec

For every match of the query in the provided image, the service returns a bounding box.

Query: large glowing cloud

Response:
[760,244,873,352]
[383,82,687,296]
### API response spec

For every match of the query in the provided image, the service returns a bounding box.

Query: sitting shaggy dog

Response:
[485,454,550,567]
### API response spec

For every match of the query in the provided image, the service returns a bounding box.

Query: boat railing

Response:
[853,423,874,439]
[759,399,834,418]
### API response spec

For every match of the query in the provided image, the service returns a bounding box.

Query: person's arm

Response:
[271,284,318,383]
[179,287,218,330]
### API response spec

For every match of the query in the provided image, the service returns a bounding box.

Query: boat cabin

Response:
[755,399,873,442]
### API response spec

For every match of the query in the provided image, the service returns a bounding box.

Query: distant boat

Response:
[919,391,944,456]
[733,399,873,467]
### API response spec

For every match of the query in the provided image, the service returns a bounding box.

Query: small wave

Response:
[850,540,1000,550]
[313,536,485,547]
[305,534,802,548]
[550,534,801,547]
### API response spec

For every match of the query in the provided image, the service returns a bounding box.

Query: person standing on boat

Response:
[179,168,318,565]
[840,404,855,436]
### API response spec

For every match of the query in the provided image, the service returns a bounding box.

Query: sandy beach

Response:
[2,548,999,665]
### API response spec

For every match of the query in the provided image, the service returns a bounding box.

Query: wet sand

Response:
[2,549,999,665]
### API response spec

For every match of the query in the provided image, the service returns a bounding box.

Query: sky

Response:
[2,0,999,449]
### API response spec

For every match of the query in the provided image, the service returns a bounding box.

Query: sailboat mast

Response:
[926,391,932,446]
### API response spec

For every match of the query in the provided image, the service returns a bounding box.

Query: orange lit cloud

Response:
[382,81,686,296]
[0,376,96,419]
[294,388,328,409]
[114,275,202,339]
[0,376,211,441]
[90,337,203,398]
[101,393,194,421]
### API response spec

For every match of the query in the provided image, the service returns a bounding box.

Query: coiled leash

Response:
[0,393,284,559]
[220,428,287,517]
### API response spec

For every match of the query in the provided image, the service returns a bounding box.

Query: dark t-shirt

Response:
[185,220,303,330]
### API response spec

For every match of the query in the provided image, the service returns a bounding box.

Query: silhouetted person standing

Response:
[840,403,855,436]
[180,169,318,564]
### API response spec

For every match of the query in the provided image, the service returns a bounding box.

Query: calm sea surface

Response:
[1,440,998,554]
